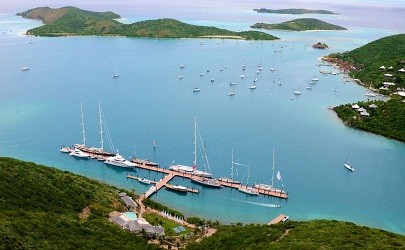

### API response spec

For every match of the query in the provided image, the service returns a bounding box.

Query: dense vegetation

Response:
[251,18,346,31]
[253,8,338,15]
[187,220,404,249]
[18,6,278,40]
[326,34,405,94]
[1,157,404,248]
[334,98,405,142]
[0,157,157,249]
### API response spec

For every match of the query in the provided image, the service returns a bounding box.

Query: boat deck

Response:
[133,163,288,199]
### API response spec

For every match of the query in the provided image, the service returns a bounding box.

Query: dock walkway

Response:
[133,163,288,199]
[268,214,289,225]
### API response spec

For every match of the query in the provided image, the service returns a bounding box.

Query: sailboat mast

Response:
[271,147,275,187]
[98,102,104,150]
[193,117,197,167]
[231,149,234,180]
[80,103,86,146]
[247,163,251,185]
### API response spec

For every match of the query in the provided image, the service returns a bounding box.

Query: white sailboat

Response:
[170,117,214,179]
[238,163,259,196]
[254,147,286,193]
[294,84,301,95]
[344,153,355,172]
[189,117,221,188]
[219,149,241,184]
[74,103,116,157]
[112,64,119,78]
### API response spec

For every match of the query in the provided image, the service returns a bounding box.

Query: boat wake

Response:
[219,194,281,208]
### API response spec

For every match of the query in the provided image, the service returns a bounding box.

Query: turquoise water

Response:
[123,212,137,220]
[0,15,404,234]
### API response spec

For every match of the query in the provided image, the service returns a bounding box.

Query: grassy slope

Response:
[0,157,157,249]
[254,8,337,15]
[19,7,278,40]
[251,18,346,31]
[333,98,405,142]
[327,33,405,93]
[187,221,405,249]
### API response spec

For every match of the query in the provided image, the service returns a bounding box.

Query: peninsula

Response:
[17,6,278,40]
[324,33,405,95]
[1,157,404,249]
[253,8,338,15]
[329,34,405,142]
[251,18,346,31]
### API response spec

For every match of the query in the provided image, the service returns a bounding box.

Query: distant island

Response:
[2,157,404,249]
[312,42,329,49]
[324,34,405,95]
[17,6,278,40]
[251,18,347,31]
[253,8,338,15]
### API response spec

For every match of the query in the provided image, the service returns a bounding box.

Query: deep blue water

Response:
[0,14,404,234]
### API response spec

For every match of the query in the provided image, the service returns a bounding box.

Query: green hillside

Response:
[325,34,405,94]
[18,6,278,40]
[251,18,346,31]
[334,98,405,142]
[187,221,404,249]
[0,157,157,249]
[254,8,338,15]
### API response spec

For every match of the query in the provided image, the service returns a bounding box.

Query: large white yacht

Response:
[104,153,137,168]
[69,148,90,159]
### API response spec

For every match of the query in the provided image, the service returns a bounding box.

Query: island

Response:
[324,33,405,95]
[17,6,279,40]
[312,42,329,49]
[1,157,405,249]
[253,8,338,15]
[250,18,347,31]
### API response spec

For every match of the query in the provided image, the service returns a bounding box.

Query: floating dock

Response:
[268,214,289,225]
[133,163,288,199]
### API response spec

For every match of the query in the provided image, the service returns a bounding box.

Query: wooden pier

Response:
[132,163,288,199]
[268,214,289,225]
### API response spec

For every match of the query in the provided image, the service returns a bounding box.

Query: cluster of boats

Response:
[62,104,287,197]
[60,103,158,169]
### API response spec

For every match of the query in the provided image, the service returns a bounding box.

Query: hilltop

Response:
[254,8,338,15]
[1,157,404,249]
[18,6,278,40]
[324,33,405,94]
[251,18,346,31]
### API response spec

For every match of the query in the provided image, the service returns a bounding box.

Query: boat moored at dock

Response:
[104,153,136,168]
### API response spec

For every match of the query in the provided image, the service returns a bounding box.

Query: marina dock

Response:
[268,214,289,225]
[132,163,288,199]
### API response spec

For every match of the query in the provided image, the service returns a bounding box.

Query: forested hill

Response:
[251,18,346,31]
[325,33,405,94]
[18,6,278,40]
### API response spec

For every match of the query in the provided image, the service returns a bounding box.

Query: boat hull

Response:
[191,178,222,188]
[104,161,136,168]
[238,187,259,196]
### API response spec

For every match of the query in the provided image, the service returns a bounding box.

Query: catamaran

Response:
[73,103,116,157]
[219,149,241,185]
[254,148,286,194]
[238,163,259,196]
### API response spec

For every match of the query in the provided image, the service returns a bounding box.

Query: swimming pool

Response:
[123,212,137,221]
